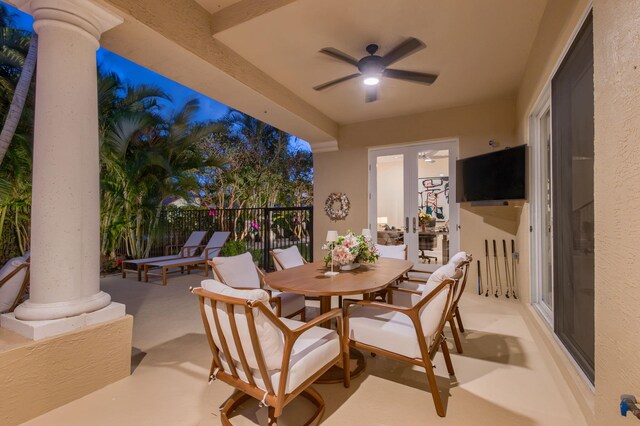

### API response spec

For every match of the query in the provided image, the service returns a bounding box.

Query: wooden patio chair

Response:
[394,252,472,353]
[371,244,407,303]
[209,252,306,321]
[344,270,460,417]
[0,255,30,314]
[144,231,230,286]
[192,279,347,425]
[122,230,207,281]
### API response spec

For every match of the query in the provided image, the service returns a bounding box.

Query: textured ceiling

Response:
[192,0,242,14]
[214,0,547,124]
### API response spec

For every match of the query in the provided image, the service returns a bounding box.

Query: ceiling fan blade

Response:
[383,68,438,85]
[381,37,425,67]
[365,85,378,103]
[313,73,361,91]
[319,48,359,66]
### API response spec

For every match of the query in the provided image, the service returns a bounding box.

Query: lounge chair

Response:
[144,231,230,286]
[0,253,30,313]
[121,231,207,281]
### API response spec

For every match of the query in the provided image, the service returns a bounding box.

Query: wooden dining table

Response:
[266,257,413,382]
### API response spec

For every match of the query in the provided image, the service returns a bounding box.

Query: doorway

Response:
[368,140,459,264]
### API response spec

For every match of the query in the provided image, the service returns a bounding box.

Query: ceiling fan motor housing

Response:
[358,55,385,76]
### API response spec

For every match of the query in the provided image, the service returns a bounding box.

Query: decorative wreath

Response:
[324,192,350,221]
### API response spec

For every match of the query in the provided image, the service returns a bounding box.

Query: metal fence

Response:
[138,207,313,271]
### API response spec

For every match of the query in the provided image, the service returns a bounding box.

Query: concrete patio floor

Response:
[23,271,587,425]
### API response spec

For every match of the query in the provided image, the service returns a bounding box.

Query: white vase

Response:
[340,262,361,271]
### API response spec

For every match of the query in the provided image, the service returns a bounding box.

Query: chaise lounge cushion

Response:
[201,279,283,370]
[0,257,28,312]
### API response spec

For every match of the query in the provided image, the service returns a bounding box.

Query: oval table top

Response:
[265,258,413,296]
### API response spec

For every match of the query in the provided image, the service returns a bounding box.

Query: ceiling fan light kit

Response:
[313,37,439,103]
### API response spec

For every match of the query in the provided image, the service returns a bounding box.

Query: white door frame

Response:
[368,138,459,263]
[529,91,554,325]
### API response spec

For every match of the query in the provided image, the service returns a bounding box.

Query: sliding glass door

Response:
[551,13,594,383]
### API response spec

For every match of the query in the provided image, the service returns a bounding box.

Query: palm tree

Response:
[0,22,37,166]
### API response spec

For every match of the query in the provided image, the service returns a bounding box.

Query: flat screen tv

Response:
[456,145,527,202]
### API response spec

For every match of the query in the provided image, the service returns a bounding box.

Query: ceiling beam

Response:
[210,0,297,35]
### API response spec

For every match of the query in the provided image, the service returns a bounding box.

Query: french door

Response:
[368,141,459,264]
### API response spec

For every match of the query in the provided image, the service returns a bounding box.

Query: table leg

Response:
[315,295,366,384]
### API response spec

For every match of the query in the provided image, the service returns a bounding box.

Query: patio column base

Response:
[2,301,124,340]
[0,314,132,425]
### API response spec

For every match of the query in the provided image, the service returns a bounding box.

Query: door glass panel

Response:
[376,155,404,246]
[417,150,450,264]
[551,13,594,383]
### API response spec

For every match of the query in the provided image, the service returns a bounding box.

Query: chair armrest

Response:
[288,308,342,338]
[390,287,422,296]
[180,245,202,257]
[344,299,414,315]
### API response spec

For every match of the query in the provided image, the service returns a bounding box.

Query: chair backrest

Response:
[416,263,461,341]
[447,251,472,304]
[271,246,305,270]
[196,280,286,394]
[210,252,261,288]
[182,231,207,256]
[374,244,407,260]
[200,231,231,259]
[0,256,30,313]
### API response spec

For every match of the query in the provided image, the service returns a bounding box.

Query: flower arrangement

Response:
[323,231,379,266]
[418,211,432,226]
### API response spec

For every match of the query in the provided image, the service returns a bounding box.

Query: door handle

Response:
[405,217,409,232]
[413,217,417,233]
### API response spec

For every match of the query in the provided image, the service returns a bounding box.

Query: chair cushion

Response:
[201,279,283,370]
[211,252,261,288]
[448,251,470,268]
[272,291,306,318]
[217,317,339,394]
[0,257,28,312]
[272,246,305,270]
[375,244,407,260]
[348,306,431,359]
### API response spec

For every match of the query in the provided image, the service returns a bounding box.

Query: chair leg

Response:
[300,308,306,322]
[144,265,149,282]
[424,361,446,417]
[137,267,142,282]
[441,339,455,376]
[162,268,167,286]
[122,264,126,279]
[268,406,277,426]
[449,318,463,354]
[455,306,464,332]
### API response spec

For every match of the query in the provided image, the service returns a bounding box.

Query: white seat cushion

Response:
[210,252,261,288]
[272,291,306,318]
[218,317,339,394]
[348,306,429,359]
[272,246,305,270]
[0,257,28,312]
[375,244,407,260]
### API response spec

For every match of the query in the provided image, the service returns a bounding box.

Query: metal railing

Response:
[134,207,313,271]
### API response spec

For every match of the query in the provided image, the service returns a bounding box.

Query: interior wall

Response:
[375,159,404,230]
[314,97,525,296]
[592,0,640,423]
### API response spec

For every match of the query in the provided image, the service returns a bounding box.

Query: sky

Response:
[4,2,311,151]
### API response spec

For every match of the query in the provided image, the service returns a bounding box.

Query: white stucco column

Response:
[12,0,122,321]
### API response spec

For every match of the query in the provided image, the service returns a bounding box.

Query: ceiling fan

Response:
[313,37,438,103]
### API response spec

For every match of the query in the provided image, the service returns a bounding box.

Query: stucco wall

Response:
[314,97,527,297]
[0,316,133,425]
[593,0,640,423]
